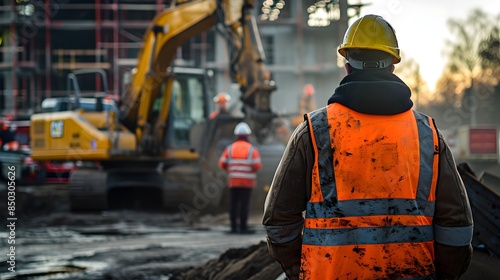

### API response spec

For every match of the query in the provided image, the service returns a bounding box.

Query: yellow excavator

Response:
[29,0,285,213]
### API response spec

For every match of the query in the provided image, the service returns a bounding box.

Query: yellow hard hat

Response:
[338,15,400,64]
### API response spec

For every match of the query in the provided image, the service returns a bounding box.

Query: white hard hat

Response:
[234,122,252,136]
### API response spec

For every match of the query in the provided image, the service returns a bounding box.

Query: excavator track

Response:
[69,167,166,212]
[69,169,108,211]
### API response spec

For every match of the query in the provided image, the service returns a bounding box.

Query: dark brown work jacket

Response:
[263,70,473,280]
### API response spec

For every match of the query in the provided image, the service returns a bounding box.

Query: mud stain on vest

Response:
[311,167,321,200]
[352,246,366,257]
[409,227,422,241]
[324,252,333,262]
[366,135,388,145]
[405,205,419,214]
[338,218,351,227]
[382,216,393,226]
[388,205,400,214]
[345,116,361,129]
[323,196,345,217]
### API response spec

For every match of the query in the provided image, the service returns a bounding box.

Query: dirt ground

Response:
[174,239,500,280]
[11,210,497,280]
[179,241,283,280]
[0,184,499,280]
[0,183,283,280]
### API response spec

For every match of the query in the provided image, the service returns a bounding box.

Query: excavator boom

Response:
[120,0,276,149]
[120,0,218,136]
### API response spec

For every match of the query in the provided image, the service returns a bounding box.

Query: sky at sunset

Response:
[358,0,500,91]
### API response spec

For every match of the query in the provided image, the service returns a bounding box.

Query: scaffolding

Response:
[1,0,352,119]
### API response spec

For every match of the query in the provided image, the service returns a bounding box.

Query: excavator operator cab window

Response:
[167,74,206,148]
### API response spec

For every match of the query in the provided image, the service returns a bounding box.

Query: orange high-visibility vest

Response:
[302,103,439,279]
[209,111,219,119]
[3,141,19,151]
[219,140,262,188]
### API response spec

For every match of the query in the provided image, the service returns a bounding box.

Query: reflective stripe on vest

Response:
[301,104,439,279]
[227,143,258,180]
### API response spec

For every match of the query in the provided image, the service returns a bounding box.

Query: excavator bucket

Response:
[191,115,242,212]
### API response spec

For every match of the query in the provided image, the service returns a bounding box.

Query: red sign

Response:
[469,128,497,154]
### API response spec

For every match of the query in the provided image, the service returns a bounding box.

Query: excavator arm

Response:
[223,0,277,135]
[119,0,276,149]
[119,0,218,143]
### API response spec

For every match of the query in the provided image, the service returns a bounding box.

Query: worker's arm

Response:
[262,121,313,279]
[251,147,262,171]
[433,133,474,279]
[218,147,230,171]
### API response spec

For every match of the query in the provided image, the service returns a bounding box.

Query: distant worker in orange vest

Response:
[209,92,231,119]
[291,84,317,128]
[299,84,317,115]
[219,122,262,233]
[263,14,473,279]
[0,118,19,151]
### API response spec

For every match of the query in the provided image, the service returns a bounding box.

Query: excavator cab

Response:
[69,67,216,211]
[161,68,210,150]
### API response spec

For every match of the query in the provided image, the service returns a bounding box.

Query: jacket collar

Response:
[327,70,413,115]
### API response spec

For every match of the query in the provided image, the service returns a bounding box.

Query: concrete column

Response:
[2,28,15,114]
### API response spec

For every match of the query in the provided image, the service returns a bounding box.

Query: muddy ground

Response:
[0,183,499,280]
[0,183,283,280]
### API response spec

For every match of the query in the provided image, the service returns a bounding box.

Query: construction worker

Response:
[209,92,231,119]
[262,14,473,280]
[299,84,317,115]
[0,118,19,151]
[219,122,262,233]
[291,84,317,128]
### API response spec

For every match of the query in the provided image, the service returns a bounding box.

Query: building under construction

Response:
[0,0,357,119]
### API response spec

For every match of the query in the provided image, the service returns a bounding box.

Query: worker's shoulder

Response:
[411,110,450,150]
[234,140,254,148]
[413,109,433,119]
[232,140,261,156]
[288,121,311,146]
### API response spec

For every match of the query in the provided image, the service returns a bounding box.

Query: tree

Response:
[479,14,500,68]
[394,54,430,110]
[428,70,468,130]
[435,9,500,127]
[478,13,500,112]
